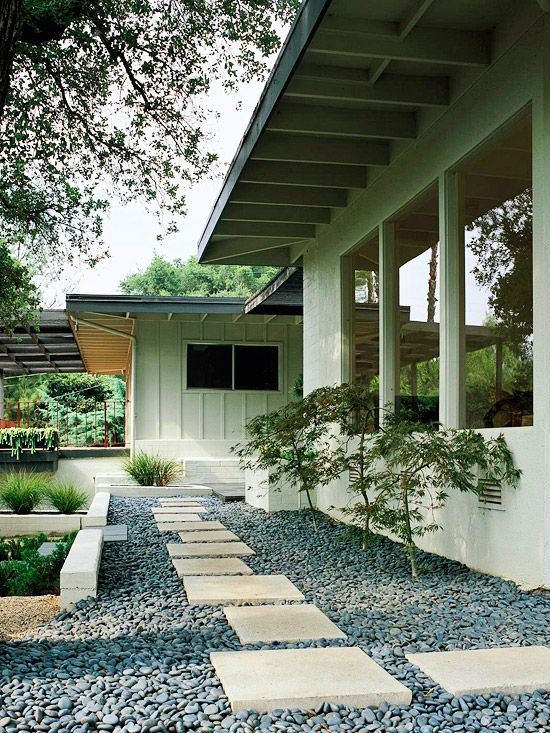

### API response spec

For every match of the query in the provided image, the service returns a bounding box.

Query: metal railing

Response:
[0,400,126,448]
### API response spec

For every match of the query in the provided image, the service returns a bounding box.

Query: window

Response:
[458,110,533,428]
[187,344,232,389]
[186,344,279,391]
[393,183,440,423]
[234,345,279,391]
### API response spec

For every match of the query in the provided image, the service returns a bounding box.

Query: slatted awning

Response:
[197,0,536,266]
[0,310,85,376]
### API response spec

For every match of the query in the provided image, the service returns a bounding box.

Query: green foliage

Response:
[0,427,59,458]
[234,392,343,530]
[1,1,299,270]
[0,471,50,514]
[120,254,279,298]
[0,531,76,596]
[290,373,304,400]
[123,451,180,487]
[45,482,88,514]
[352,409,521,577]
[0,240,40,335]
[43,373,124,410]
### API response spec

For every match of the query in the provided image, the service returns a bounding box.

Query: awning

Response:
[197,0,532,266]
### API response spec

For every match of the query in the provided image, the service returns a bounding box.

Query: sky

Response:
[48,80,265,306]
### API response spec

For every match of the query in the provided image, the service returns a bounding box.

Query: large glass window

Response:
[394,184,440,423]
[459,110,533,428]
[351,234,380,416]
[186,343,279,391]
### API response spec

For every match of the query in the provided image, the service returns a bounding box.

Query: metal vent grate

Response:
[478,480,503,509]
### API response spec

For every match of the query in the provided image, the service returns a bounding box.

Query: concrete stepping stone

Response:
[159,500,205,507]
[172,558,253,576]
[38,542,57,557]
[166,541,254,557]
[172,520,226,531]
[153,507,207,515]
[210,647,412,712]
[102,524,128,542]
[224,604,346,644]
[406,646,550,697]
[157,518,202,531]
[183,574,304,605]
[178,530,240,543]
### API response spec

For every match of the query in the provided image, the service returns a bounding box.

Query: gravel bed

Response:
[0,595,59,642]
[1,496,550,733]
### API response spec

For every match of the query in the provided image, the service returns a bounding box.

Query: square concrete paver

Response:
[166,541,254,557]
[406,646,550,697]
[172,558,253,576]
[159,500,204,507]
[178,530,240,543]
[157,518,202,531]
[183,574,304,605]
[224,604,346,644]
[210,647,412,712]
[171,520,226,531]
[153,507,207,515]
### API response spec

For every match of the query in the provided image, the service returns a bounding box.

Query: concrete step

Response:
[210,647,412,712]
[182,574,304,605]
[182,458,244,485]
[167,541,255,558]
[172,558,253,576]
[406,646,550,697]
[223,604,347,645]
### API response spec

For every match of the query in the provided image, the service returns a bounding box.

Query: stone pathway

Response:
[163,494,550,716]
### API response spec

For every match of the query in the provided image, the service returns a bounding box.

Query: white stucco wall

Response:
[133,316,302,458]
[301,17,550,588]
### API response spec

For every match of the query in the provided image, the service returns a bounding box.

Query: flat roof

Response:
[197,0,533,266]
[66,293,246,315]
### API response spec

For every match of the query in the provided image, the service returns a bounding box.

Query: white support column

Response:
[340,256,355,384]
[379,222,400,416]
[439,171,465,428]
[0,371,4,420]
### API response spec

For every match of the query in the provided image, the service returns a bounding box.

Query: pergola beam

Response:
[312,24,491,67]
[253,133,389,167]
[230,182,348,208]
[240,160,368,189]
[204,237,297,263]
[287,70,449,107]
[268,102,416,140]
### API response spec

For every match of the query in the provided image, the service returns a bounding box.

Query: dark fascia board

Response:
[244,267,301,314]
[196,0,331,263]
[66,294,246,315]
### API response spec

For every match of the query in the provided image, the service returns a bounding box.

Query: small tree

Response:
[234,391,341,530]
[366,412,521,577]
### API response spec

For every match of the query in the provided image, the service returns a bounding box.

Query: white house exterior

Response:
[66,294,303,461]
[197,0,550,588]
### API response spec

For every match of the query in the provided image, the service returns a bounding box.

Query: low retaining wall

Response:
[60,528,103,610]
[0,513,82,537]
[245,468,301,513]
[82,492,110,528]
[104,485,213,498]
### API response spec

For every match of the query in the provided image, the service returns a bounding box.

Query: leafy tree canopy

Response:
[120,254,279,297]
[0,0,299,271]
[0,239,39,334]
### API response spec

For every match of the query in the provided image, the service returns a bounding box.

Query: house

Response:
[196,0,549,588]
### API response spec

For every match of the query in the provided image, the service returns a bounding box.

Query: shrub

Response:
[123,451,180,487]
[45,483,88,514]
[0,471,49,514]
[0,531,76,596]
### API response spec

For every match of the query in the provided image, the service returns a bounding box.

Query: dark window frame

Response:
[185,342,281,392]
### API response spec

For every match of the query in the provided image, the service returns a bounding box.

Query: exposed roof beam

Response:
[288,69,449,107]
[222,203,331,224]
[253,133,389,167]
[231,182,347,208]
[465,174,531,201]
[268,103,416,140]
[214,220,316,239]
[311,24,491,67]
[400,0,437,38]
[202,238,294,264]
[240,160,367,189]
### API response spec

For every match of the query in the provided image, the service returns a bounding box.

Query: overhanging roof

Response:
[66,293,246,315]
[0,310,84,376]
[197,0,537,266]
[244,267,303,315]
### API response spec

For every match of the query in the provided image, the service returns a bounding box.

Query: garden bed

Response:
[0,595,59,641]
[0,450,59,472]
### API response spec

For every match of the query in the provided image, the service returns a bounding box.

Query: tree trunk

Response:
[402,480,419,578]
[0,0,22,120]
[427,242,438,323]
[302,485,318,531]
